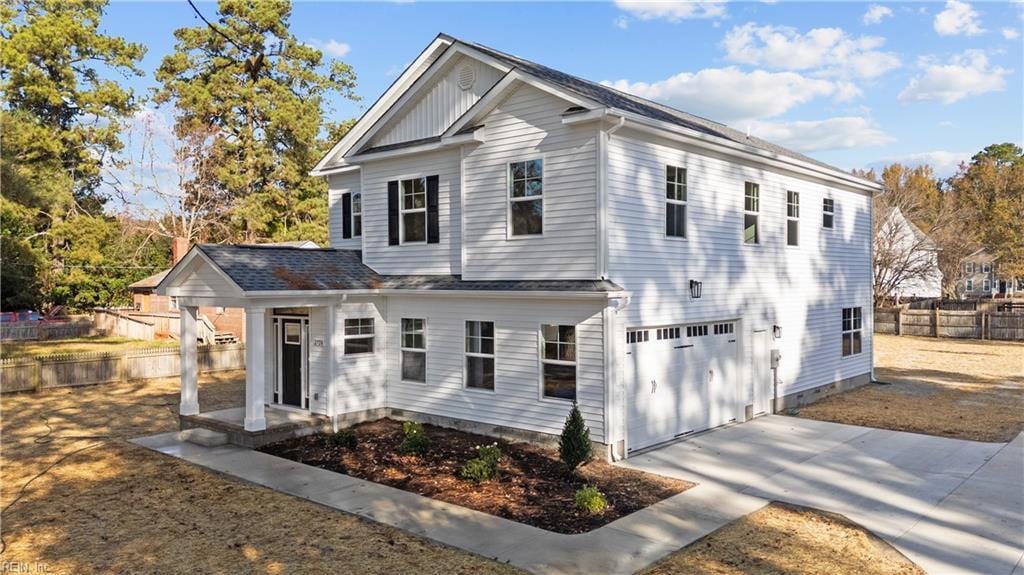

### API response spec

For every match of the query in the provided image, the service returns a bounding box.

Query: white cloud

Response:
[603,67,843,124]
[308,38,351,58]
[867,151,971,177]
[938,120,954,127]
[899,50,1008,103]
[863,4,894,25]
[614,0,727,22]
[748,117,894,152]
[934,0,984,36]
[614,15,630,29]
[1002,27,1021,40]
[721,23,901,78]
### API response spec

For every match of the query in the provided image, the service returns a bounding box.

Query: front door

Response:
[280,319,304,407]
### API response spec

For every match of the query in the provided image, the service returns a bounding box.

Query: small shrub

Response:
[559,401,592,472]
[477,443,501,466]
[328,428,358,449]
[459,457,496,483]
[574,485,608,514]
[459,443,502,483]
[399,421,430,455]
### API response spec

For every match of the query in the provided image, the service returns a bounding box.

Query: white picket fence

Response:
[1,344,245,393]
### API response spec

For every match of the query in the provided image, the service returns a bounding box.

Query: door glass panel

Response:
[284,323,301,345]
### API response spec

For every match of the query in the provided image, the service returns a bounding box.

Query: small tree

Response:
[559,401,592,472]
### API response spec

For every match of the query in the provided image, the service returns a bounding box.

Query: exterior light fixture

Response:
[689,280,702,299]
[773,325,782,339]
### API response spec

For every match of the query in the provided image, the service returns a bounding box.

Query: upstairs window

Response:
[841,307,862,357]
[465,321,495,390]
[509,159,543,236]
[401,318,426,382]
[666,165,687,238]
[541,324,576,400]
[823,198,835,229]
[964,262,975,274]
[982,263,991,274]
[744,182,760,244]
[786,191,800,246]
[352,192,362,237]
[343,318,374,355]
[400,178,427,243]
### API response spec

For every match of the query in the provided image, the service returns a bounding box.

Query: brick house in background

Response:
[129,238,319,343]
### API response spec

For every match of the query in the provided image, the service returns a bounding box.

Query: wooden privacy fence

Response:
[1,318,95,341]
[0,343,245,393]
[93,308,217,343]
[875,308,1024,340]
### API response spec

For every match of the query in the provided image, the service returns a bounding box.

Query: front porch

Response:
[180,406,332,448]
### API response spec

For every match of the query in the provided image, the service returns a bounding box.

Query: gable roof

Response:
[129,269,169,291]
[163,244,622,295]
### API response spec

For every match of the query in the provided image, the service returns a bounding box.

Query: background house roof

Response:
[195,244,622,294]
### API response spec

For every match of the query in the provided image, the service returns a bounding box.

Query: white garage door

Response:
[626,321,740,451]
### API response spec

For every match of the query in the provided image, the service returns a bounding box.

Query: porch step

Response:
[180,428,229,447]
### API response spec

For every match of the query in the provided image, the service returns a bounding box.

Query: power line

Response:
[3,262,164,270]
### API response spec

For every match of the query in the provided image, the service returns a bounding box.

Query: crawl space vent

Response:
[457,64,476,91]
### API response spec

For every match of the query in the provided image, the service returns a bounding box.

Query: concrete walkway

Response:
[621,416,1024,575]
[133,416,1022,574]
[131,432,765,575]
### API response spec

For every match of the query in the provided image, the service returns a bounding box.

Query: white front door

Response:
[751,329,772,415]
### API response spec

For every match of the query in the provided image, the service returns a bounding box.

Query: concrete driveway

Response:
[620,416,1023,575]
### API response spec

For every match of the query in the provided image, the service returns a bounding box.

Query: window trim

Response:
[786,190,800,247]
[982,263,991,274]
[983,279,991,292]
[342,317,375,356]
[823,197,835,230]
[506,156,545,239]
[351,191,362,238]
[841,307,863,358]
[398,176,428,245]
[400,317,427,383]
[464,320,496,392]
[743,181,760,245]
[665,165,688,239]
[965,278,974,291]
[538,323,578,402]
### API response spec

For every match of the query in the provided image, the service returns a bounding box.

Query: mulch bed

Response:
[260,418,693,534]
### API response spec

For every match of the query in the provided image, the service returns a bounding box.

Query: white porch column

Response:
[243,307,267,431]
[179,305,200,416]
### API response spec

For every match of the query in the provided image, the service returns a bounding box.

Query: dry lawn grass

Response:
[642,502,924,575]
[798,334,1024,442]
[0,372,521,574]
[1,335,177,359]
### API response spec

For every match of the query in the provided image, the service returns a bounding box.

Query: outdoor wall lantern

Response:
[689,280,702,299]
[773,325,782,339]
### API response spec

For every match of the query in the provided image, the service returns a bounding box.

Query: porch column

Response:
[243,307,267,431]
[179,305,199,416]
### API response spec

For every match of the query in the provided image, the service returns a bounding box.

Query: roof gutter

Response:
[343,127,486,165]
[241,288,628,300]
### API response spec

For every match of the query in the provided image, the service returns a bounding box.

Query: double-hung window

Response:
[823,198,835,229]
[743,182,760,244]
[841,307,863,357]
[465,321,495,390]
[400,178,427,243]
[983,279,991,292]
[966,279,974,291]
[666,165,687,238]
[509,159,543,236]
[352,192,362,237]
[964,262,975,274]
[541,324,576,400]
[401,318,426,382]
[982,263,991,274]
[343,318,374,355]
[786,191,799,246]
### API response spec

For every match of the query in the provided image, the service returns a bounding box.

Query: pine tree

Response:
[559,401,592,472]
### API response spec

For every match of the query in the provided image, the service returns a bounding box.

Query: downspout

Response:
[597,114,626,280]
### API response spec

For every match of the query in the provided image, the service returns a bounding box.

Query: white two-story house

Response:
[159,34,879,458]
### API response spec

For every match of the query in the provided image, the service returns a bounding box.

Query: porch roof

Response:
[161,244,623,296]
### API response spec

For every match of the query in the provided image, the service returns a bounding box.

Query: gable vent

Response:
[457,64,476,91]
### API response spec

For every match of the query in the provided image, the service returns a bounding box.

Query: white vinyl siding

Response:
[333,298,387,415]
[328,171,362,250]
[385,295,607,442]
[371,54,505,148]
[606,128,873,406]
[461,84,598,280]
[360,148,461,275]
[306,307,330,415]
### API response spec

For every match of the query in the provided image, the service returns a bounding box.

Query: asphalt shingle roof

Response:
[195,244,622,294]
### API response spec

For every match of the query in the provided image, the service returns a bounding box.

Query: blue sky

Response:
[104,0,1023,183]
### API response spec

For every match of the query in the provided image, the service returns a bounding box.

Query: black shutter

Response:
[426,175,440,244]
[341,193,352,239]
[387,180,400,246]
